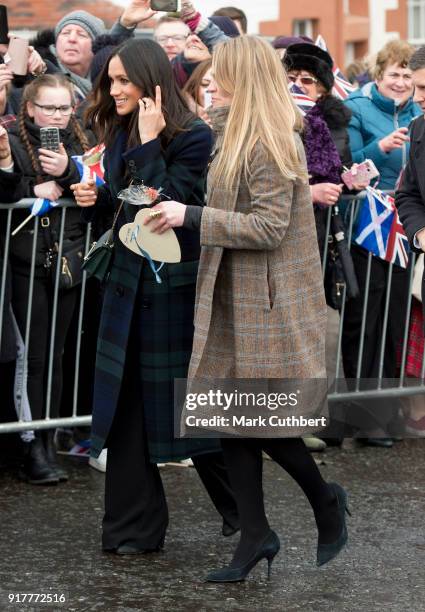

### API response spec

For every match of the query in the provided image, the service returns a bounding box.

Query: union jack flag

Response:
[288,82,316,115]
[384,195,410,268]
[315,35,358,100]
[354,188,410,268]
[71,143,105,186]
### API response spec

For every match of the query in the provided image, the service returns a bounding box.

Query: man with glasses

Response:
[154,17,190,61]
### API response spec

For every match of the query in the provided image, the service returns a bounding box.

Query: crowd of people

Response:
[0,0,424,582]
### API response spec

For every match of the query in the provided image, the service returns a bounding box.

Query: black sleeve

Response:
[183,205,203,231]
[395,119,425,252]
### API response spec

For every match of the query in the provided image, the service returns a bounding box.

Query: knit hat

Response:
[284,43,334,92]
[209,16,240,38]
[55,10,106,42]
[90,34,126,83]
[272,36,313,50]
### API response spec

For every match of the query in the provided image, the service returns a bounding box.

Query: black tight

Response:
[221,437,339,567]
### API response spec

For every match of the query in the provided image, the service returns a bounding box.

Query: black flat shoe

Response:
[317,482,351,567]
[115,544,162,555]
[222,519,240,537]
[205,530,280,583]
[358,437,394,448]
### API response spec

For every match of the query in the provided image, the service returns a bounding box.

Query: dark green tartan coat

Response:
[89,121,219,461]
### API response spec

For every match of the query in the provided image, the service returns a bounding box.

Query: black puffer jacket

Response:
[316,95,352,167]
[0,118,94,273]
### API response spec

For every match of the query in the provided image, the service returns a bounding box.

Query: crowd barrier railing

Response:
[0,194,424,436]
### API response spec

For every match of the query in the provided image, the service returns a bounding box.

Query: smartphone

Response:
[0,5,8,45]
[341,159,380,190]
[151,0,178,11]
[40,127,60,152]
[4,36,29,76]
[203,91,212,109]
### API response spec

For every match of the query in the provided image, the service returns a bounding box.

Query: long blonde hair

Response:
[212,35,308,189]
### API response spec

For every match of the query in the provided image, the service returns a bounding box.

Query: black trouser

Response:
[11,271,78,421]
[341,246,410,431]
[102,353,238,551]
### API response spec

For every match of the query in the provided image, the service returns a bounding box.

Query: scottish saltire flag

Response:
[315,35,358,100]
[288,82,316,115]
[354,188,409,268]
[71,143,105,186]
[31,198,60,216]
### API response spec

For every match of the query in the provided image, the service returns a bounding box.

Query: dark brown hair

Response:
[18,73,90,181]
[212,7,247,33]
[85,38,195,150]
[182,58,212,107]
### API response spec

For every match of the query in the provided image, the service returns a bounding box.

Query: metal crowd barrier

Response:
[0,195,424,435]
[0,200,92,433]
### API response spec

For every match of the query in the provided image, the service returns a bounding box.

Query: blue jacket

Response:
[344,82,421,190]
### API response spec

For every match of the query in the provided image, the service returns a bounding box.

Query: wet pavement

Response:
[0,439,424,612]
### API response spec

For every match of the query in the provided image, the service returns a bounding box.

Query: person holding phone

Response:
[341,40,421,447]
[144,36,350,581]
[71,38,238,555]
[0,73,94,484]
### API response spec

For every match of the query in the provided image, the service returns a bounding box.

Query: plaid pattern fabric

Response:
[191,135,327,380]
[397,298,424,378]
[90,122,214,460]
[0,115,16,130]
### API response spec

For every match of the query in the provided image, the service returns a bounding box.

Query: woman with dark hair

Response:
[71,38,238,554]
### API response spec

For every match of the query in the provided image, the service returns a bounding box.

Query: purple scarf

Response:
[304,104,342,186]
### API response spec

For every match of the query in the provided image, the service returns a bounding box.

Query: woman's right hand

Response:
[34,181,64,201]
[310,183,343,206]
[70,179,98,207]
[379,127,409,153]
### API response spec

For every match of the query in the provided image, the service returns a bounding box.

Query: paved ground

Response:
[0,439,424,612]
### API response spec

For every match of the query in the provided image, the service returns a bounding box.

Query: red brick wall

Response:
[7,0,122,30]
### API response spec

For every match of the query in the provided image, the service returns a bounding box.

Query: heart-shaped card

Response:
[119,208,181,263]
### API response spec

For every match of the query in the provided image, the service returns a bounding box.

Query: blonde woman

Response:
[146,36,350,581]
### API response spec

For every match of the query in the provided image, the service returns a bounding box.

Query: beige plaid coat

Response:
[188,113,327,385]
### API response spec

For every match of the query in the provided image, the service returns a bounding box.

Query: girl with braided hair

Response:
[0,73,95,485]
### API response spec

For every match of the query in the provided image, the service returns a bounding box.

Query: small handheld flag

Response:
[353,187,409,268]
[315,35,358,100]
[289,82,316,115]
[11,198,60,236]
[71,143,105,186]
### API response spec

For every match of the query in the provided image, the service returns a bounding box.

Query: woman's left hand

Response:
[38,143,68,177]
[138,85,166,144]
[143,201,187,234]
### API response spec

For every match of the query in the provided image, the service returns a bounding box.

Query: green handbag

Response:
[82,201,124,283]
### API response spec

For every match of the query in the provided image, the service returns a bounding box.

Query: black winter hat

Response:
[284,43,334,92]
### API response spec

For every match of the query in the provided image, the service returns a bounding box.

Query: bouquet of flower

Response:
[117,183,164,206]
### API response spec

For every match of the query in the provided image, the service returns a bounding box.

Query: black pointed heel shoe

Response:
[205,530,280,583]
[317,482,351,567]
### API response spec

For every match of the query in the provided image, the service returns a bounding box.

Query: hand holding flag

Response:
[11,198,60,236]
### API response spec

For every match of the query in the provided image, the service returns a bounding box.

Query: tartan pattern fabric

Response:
[90,122,215,460]
[398,298,425,379]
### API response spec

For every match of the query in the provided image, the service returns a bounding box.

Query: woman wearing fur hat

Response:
[284,42,354,246]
